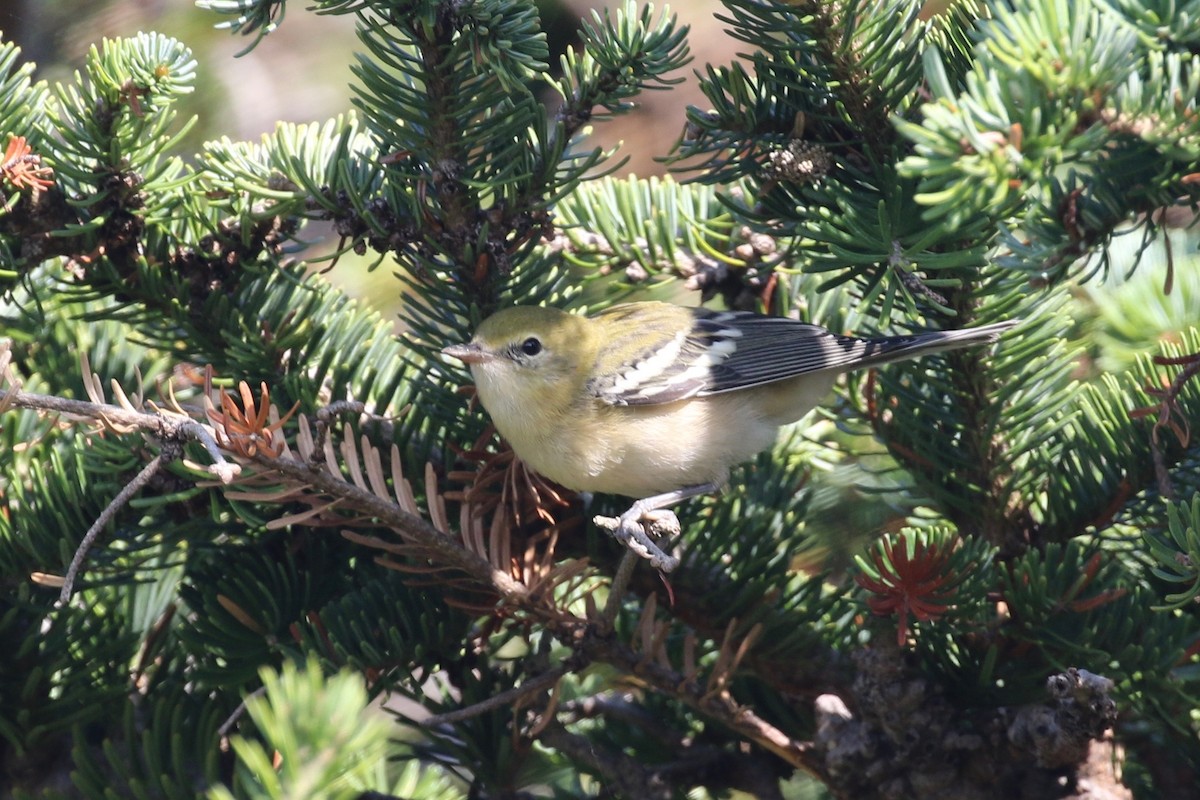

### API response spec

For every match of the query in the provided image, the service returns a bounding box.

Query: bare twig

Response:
[561,692,685,749]
[538,719,673,800]
[654,748,788,800]
[57,449,172,604]
[314,400,366,460]
[217,685,268,740]
[421,665,569,728]
[601,549,639,628]
[547,698,789,798]
[889,239,948,307]
[1135,351,1200,502]
[0,387,240,483]
[573,626,823,777]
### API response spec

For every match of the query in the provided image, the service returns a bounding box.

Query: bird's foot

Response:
[593,504,681,572]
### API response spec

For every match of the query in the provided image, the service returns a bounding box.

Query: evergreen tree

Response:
[1,1,1198,798]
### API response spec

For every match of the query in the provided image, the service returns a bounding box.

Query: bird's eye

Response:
[519,337,543,356]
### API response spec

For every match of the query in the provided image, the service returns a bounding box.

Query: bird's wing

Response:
[589,306,1013,407]
[589,307,882,407]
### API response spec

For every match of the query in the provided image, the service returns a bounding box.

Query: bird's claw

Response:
[593,507,681,572]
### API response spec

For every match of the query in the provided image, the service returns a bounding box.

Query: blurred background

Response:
[0,0,739,175]
[0,0,741,307]
[6,12,1197,409]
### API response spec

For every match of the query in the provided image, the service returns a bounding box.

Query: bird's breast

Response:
[512,394,783,498]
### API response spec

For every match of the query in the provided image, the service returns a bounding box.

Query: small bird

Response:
[442,302,1016,571]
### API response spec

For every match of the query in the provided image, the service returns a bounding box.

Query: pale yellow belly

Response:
[515,394,780,497]
[491,374,838,499]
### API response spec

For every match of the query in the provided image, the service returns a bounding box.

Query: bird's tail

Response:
[853,319,1019,369]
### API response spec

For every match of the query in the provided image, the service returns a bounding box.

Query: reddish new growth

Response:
[856,535,961,647]
[206,380,299,459]
[1,136,54,194]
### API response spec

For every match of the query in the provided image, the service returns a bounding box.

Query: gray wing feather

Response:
[595,309,1016,406]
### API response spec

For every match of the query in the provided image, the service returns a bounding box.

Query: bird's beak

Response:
[441,343,493,365]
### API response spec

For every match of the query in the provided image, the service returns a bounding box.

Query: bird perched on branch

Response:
[443,301,1016,571]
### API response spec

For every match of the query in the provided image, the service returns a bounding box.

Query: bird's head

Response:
[442,306,597,422]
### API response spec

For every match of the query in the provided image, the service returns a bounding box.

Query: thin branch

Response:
[421,665,569,728]
[653,748,788,800]
[561,692,687,750]
[0,387,239,483]
[1146,352,1200,502]
[572,626,824,777]
[57,450,171,604]
[601,549,639,628]
[544,703,788,799]
[218,685,268,740]
[538,719,673,800]
[2,376,526,603]
[314,399,366,460]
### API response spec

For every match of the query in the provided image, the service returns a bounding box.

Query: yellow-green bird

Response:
[443,301,1015,570]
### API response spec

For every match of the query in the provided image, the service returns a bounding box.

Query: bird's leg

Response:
[593,483,718,573]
